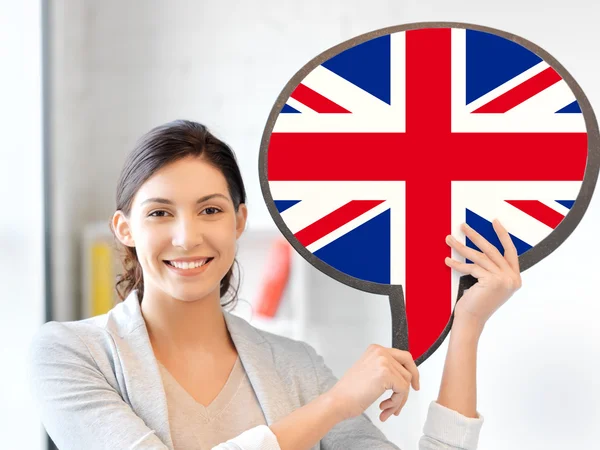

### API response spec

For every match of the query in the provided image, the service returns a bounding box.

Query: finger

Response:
[387,348,420,391]
[386,360,412,405]
[381,391,407,421]
[394,390,410,415]
[389,390,411,418]
[446,234,500,274]
[380,405,397,422]
[460,223,511,273]
[445,257,488,279]
[492,219,520,274]
[392,360,414,389]
[380,391,406,410]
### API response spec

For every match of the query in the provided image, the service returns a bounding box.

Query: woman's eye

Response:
[149,210,169,217]
[202,207,222,215]
[148,208,221,217]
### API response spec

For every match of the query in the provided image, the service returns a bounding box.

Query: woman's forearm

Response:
[269,391,343,450]
[269,315,484,449]
[436,314,484,418]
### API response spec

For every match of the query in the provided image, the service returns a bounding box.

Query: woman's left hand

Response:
[445,219,522,331]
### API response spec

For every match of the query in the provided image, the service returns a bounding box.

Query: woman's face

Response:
[113,155,247,303]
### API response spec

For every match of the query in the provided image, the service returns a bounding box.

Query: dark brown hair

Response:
[109,120,246,310]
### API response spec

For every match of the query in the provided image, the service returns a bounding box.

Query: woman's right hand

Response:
[326,344,420,422]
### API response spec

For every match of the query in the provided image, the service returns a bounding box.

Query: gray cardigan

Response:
[28,290,484,450]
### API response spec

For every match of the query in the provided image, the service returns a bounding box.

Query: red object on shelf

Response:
[255,238,292,318]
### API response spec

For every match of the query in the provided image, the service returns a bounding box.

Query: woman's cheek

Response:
[214,226,237,263]
[141,227,169,264]
[216,233,235,261]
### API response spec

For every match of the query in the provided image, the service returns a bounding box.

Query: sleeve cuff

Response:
[222,425,281,450]
[422,401,484,450]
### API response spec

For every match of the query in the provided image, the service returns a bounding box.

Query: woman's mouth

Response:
[163,258,214,276]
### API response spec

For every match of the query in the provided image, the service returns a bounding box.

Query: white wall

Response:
[0,0,45,448]
[47,0,600,449]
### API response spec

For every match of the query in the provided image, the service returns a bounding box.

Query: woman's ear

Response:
[112,211,135,247]
[235,203,248,239]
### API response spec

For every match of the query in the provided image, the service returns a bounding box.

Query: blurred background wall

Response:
[2,1,600,449]
[0,1,45,449]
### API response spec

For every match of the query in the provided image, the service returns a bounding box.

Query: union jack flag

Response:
[265,27,588,362]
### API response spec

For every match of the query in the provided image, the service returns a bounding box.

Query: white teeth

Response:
[169,259,210,269]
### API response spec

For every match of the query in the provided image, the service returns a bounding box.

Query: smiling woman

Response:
[110,121,248,310]
[29,119,492,450]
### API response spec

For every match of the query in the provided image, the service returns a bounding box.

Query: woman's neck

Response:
[139,285,236,360]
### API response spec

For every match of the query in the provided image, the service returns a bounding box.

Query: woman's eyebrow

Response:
[140,193,229,206]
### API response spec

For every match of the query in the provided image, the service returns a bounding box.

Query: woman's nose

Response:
[172,218,204,250]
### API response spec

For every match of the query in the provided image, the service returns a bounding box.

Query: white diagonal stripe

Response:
[302,65,390,114]
[285,97,317,114]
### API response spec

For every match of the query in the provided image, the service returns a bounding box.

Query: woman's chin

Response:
[167,286,220,304]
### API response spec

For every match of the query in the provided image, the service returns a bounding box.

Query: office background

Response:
[2,0,599,449]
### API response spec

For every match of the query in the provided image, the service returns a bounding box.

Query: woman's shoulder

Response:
[31,313,111,347]
[28,314,116,375]
[30,295,144,361]
[28,314,129,406]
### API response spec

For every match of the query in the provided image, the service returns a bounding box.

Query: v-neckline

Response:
[157,356,243,419]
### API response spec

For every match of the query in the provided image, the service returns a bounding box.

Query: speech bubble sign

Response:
[258,22,599,365]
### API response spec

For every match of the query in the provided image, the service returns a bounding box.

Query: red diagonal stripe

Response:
[473,67,562,113]
[290,83,351,113]
[294,200,385,247]
[505,200,565,229]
